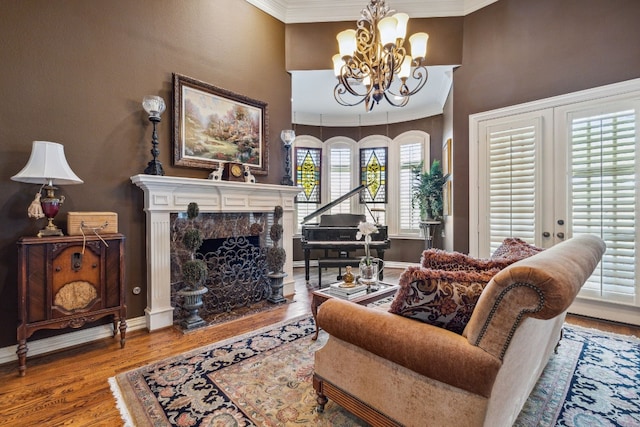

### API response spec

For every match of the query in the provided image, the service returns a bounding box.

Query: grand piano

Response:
[300,185,390,282]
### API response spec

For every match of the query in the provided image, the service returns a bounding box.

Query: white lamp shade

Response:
[393,13,409,40]
[11,141,83,185]
[399,55,412,79]
[409,32,429,61]
[332,54,344,77]
[337,29,357,58]
[377,16,398,46]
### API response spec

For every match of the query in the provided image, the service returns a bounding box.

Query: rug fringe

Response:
[109,376,135,427]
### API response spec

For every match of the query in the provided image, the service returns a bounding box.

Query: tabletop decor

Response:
[176,202,208,330]
[356,221,382,286]
[172,73,268,175]
[11,141,84,237]
[142,95,166,176]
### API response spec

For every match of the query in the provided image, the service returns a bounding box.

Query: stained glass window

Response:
[360,147,387,203]
[295,147,321,203]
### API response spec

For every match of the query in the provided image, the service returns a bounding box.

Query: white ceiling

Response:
[246,0,498,126]
[292,66,454,126]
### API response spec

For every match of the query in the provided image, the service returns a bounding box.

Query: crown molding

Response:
[246,0,499,23]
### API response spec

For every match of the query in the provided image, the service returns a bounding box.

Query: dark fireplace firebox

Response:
[170,212,272,324]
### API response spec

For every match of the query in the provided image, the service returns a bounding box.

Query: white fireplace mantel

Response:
[131,174,302,331]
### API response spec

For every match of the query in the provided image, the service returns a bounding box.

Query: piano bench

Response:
[317,258,361,287]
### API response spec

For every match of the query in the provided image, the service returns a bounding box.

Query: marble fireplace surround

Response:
[131,174,301,331]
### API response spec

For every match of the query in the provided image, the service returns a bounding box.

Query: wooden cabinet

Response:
[16,234,126,376]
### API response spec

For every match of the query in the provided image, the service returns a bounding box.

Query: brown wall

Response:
[286,17,464,70]
[2,0,639,349]
[0,0,291,347]
[452,0,640,253]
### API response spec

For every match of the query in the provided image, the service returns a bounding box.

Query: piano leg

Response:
[375,249,386,280]
[304,248,311,282]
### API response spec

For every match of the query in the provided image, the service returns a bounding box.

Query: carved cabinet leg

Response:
[119,318,127,348]
[17,340,28,377]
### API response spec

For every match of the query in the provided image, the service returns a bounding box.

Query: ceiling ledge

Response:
[246,0,499,23]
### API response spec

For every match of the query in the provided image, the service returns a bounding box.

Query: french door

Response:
[470,79,640,322]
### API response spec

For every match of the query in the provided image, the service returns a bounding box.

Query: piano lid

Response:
[301,184,365,224]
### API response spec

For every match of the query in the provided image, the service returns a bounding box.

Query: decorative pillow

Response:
[491,237,543,261]
[420,249,513,272]
[389,266,499,334]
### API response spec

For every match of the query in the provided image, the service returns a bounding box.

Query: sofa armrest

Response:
[317,298,502,397]
[464,235,606,360]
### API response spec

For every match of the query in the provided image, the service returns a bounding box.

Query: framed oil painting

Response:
[172,73,269,174]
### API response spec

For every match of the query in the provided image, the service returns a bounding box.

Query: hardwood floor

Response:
[0,267,637,426]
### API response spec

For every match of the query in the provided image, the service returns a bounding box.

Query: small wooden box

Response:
[67,212,118,236]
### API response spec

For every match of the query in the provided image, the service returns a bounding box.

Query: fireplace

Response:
[170,212,271,323]
[131,174,301,331]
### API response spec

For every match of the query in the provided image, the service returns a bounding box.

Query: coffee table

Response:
[311,282,399,340]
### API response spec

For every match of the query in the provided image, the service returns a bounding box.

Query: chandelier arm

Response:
[334,84,370,108]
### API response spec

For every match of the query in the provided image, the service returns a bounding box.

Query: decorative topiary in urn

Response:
[177,202,208,329]
[266,205,286,303]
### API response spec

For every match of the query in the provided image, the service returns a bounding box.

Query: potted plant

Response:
[412,159,446,221]
[266,205,287,303]
[176,202,209,329]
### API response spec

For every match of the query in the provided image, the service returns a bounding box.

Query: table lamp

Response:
[142,95,166,176]
[11,141,83,237]
[280,129,295,186]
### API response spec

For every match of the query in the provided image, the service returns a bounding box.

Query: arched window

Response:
[294,130,430,237]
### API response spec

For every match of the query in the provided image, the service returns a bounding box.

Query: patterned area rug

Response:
[110,316,640,426]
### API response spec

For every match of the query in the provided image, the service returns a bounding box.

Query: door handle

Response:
[557,232,565,239]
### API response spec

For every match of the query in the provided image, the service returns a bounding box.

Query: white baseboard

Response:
[0,316,147,366]
[569,298,640,327]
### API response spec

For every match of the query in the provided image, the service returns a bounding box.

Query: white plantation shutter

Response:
[487,123,538,254]
[329,147,352,214]
[399,142,423,233]
[570,109,637,303]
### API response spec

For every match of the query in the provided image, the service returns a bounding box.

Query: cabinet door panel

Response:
[51,245,101,317]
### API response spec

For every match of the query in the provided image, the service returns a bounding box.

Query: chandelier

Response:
[332,0,429,112]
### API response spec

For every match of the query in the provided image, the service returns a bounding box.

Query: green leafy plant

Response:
[412,159,446,221]
[181,202,207,289]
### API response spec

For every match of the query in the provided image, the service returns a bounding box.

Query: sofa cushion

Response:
[421,249,512,271]
[389,266,499,334]
[491,237,543,261]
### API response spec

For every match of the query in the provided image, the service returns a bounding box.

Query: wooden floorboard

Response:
[0,267,637,426]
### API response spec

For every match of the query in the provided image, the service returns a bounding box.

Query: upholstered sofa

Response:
[313,235,606,427]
